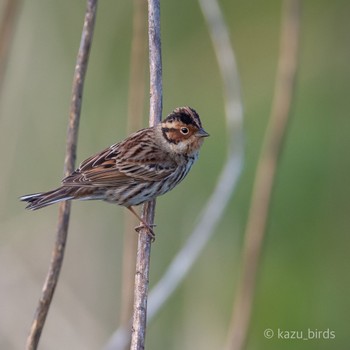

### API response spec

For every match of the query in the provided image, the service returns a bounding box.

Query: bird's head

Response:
[160,106,209,155]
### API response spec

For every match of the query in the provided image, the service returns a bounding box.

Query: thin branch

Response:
[147,0,162,124]
[25,1,98,349]
[0,0,21,95]
[130,0,162,349]
[103,0,244,347]
[120,0,148,337]
[225,1,301,350]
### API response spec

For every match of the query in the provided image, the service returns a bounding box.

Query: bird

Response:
[20,106,209,238]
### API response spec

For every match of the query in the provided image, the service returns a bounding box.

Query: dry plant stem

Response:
[103,0,244,347]
[120,0,147,334]
[225,1,301,350]
[25,1,98,349]
[0,0,21,94]
[147,0,162,121]
[131,201,156,350]
[130,0,162,349]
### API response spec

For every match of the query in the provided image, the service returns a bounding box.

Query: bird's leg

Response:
[126,206,156,241]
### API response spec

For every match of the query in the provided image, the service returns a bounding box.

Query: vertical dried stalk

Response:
[146,0,162,124]
[120,0,147,340]
[225,1,301,350]
[103,0,244,347]
[25,1,98,349]
[0,0,21,94]
[130,0,162,349]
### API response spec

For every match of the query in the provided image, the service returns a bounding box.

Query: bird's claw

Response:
[135,224,157,242]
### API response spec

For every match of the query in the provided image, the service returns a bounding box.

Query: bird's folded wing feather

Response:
[62,141,177,187]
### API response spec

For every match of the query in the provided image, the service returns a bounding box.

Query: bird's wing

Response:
[62,133,177,187]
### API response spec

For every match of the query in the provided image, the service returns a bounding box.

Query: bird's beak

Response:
[196,127,210,138]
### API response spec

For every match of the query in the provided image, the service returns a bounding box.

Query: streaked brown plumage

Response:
[21,106,209,236]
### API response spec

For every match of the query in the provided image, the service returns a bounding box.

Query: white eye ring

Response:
[180,127,189,135]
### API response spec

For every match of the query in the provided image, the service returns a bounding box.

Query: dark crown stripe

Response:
[164,106,202,128]
[177,112,193,125]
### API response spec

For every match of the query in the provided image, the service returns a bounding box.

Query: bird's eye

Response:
[180,127,189,135]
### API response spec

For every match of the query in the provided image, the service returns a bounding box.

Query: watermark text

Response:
[264,328,335,340]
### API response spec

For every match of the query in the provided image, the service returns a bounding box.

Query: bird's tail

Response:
[20,187,76,210]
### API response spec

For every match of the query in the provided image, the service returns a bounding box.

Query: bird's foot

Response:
[135,223,157,242]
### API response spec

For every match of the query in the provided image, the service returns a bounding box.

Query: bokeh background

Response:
[1,1,350,349]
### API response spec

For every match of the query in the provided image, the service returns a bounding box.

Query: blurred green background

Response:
[1,1,350,349]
